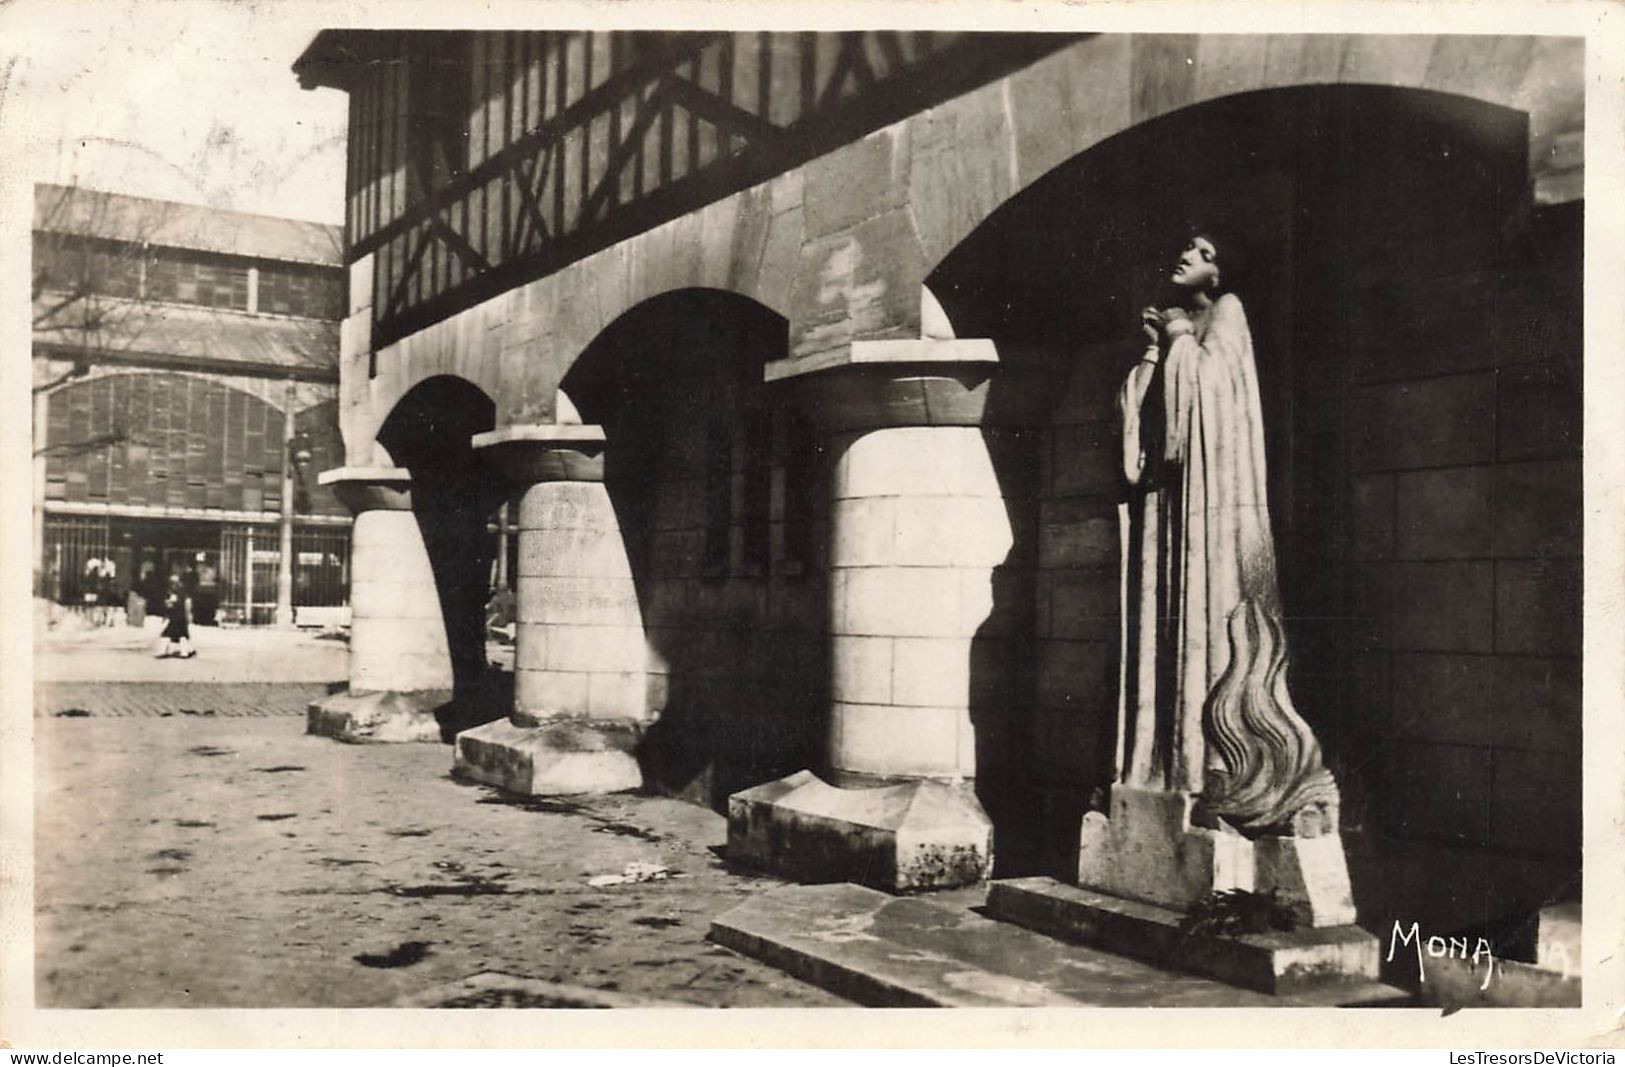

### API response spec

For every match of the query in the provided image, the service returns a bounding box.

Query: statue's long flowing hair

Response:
[1200,598,1338,834]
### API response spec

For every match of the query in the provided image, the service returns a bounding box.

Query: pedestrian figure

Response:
[157,574,196,659]
[82,557,104,624]
[194,554,219,627]
[97,560,121,628]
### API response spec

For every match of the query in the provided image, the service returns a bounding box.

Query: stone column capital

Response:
[763,339,1044,434]
[317,466,413,514]
[472,424,608,486]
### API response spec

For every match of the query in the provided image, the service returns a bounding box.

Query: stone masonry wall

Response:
[1345,205,1581,865]
[633,395,827,806]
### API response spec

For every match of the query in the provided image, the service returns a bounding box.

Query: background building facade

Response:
[33,184,351,626]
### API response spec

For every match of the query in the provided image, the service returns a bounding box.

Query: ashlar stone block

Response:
[840,567,964,638]
[832,701,968,779]
[1252,834,1359,929]
[514,668,591,719]
[542,623,647,674]
[1008,35,1132,188]
[892,495,1012,568]
[889,637,971,709]
[829,497,898,568]
[1078,786,1254,913]
[830,634,894,706]
[836,426,1003,500]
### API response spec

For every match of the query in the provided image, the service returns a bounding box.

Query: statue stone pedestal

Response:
[1078,784,1359,929]
[984,782,1378,996]
[1077,786,1255,913]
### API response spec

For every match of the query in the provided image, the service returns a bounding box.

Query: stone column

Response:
[453,424,650,795]
[306,467,454,743]
[728,339,1040,891]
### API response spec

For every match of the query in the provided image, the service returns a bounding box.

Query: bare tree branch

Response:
[33,430,132,459]
[32,183,179,405]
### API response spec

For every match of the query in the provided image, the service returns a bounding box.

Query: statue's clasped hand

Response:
[1141,306,1163,345]
[1142,306,1195,346]
[1163,307,1195,338]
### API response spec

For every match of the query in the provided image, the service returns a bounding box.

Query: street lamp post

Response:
[276,384,315,629]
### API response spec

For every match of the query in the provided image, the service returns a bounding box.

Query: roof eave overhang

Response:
[293,29,391,93]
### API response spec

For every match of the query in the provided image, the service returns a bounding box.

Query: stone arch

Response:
[374,373,497,471]
[555,286,818,805]
[910,74,1581,908]
[353,177,803,455]
[905,33,1582,290]
[558,286,790,425]
[374,373,508,733]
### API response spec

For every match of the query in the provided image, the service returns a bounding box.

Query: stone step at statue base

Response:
[709,882,1408,1008]
[985,876,1390,997]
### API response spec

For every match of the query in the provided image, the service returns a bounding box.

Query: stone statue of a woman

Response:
[1078,231,1354,928]
[1115,230,1336,838]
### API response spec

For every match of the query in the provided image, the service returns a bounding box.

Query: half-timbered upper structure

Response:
[298,31,1069,351]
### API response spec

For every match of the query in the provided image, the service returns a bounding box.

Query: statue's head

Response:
[1170,235,1219,294]
[1170,225,1243,297]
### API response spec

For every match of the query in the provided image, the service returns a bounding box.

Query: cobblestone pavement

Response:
[35,712,845,1009]
[36,681,328,718]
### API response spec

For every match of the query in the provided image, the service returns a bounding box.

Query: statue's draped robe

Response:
[1117,293,1280,794]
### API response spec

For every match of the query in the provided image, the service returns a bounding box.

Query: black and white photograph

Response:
[2,0,1620,1052]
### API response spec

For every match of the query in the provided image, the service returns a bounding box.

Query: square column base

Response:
[453,718,643,795]
[986,877,1387,998]
[306,689,449,743]
[726,770,992,892]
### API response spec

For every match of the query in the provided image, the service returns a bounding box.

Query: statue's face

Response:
[1170,236,1220,292]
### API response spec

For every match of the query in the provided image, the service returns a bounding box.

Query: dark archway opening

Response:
[929,84,1579,935]
[562,289,823,808]
[377,374,509,738]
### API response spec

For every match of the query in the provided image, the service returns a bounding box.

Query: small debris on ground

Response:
[587,862,669,888]
[353,941,433,968]
[54,708,92,718]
